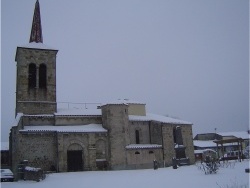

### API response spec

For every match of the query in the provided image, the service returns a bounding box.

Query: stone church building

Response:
[10,0,195,178]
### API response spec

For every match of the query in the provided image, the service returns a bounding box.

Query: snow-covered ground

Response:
[2,160,249,188]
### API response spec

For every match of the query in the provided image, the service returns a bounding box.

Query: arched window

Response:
[149,151,154,154]
[135,151,140,154]
[135,130,140,144]
[28,63,36,89]
[39,64,47,88]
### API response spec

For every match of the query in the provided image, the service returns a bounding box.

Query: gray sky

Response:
[1,0,249,141]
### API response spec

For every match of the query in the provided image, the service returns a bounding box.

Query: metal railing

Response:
[57,102,102,110]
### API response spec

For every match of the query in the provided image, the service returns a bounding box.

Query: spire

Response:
[29,0,43,43]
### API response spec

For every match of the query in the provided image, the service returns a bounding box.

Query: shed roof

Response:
[218,131,250,140]
[193,140,233,148]
[213,138,244,145]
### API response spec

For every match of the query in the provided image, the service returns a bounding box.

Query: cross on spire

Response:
[29,0,43,43]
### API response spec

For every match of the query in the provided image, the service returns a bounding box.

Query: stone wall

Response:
[129,121,150,144]
[15,47,57,115]
[101,104,130,170]
[181,124,195,164]
[18,132,57,171]
[10,115,25,179]
[161,125,176,166]
[58,133,90,172]
[161,124,195,166]
[127,103,146,116]
[55,116,102,125]
[150,121,162,145]
[57,132,107,172]
[21,115,102,127]
[22,115,55,126]
[126,148,163,169]
[17,102,56,115]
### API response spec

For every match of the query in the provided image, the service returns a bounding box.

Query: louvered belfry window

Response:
[28,63,36,89]
[39,64,47,89]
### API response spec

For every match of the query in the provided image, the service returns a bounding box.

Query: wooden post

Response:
[240,140,243,162]
[221,143,224,162]
[216,143,219,159]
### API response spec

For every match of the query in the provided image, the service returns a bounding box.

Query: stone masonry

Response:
[15,47,58,115]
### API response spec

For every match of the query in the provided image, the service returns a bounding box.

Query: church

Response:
[9,0,195,179]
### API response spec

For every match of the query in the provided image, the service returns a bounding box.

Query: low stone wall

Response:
[24,166,45,182]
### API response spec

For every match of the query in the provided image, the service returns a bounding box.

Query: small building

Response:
[218,131,250,150]
[193,131,250,161]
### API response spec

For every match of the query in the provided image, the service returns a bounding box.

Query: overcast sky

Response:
[1,0,249,141]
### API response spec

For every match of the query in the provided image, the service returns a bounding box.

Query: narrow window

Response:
[39,64,47,88]
[149,151,154,154]
[173,127,177,144]
[135,130,140,144]
[176,126,183,145]
[28,63,36,89]
[135,151,140,154]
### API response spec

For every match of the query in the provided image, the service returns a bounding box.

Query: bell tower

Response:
[15,0,58,115]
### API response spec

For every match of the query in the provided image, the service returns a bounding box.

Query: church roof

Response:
[19,124,107,133]
[129,113,192,125]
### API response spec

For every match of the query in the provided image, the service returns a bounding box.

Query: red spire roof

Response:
[29,0,43,43]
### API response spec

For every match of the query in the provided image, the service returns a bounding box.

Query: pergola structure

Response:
[213,138,244,161]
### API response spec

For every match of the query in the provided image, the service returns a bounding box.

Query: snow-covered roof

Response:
[17,42,57,51]
[20,124,107,133]
[194,149,217,154]
[218,131,250,140]
[193,140,217,148]
[24,114,54,117]
[194,149,203,154]
[1,142,9,150]
[125,144,162,149]
[129,113,192,125]
[193,140,236,148]
[55,108,102,116]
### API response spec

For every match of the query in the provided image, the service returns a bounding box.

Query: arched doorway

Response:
[67,143,84,172]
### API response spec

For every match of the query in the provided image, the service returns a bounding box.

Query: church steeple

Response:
[15,0,58,115]
[29,0,43,43]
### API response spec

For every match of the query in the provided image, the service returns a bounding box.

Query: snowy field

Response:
[2,160,249,188]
